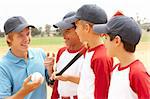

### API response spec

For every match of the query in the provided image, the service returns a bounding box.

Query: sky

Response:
[0,0,150,31]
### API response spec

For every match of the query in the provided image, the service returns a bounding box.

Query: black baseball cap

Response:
[93,16,142,45]
[53,11,76,30]
[4,16,35,35]
[65,4,107,24]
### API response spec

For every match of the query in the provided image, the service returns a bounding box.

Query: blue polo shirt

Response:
[0,48,47,99]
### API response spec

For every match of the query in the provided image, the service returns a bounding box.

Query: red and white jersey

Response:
[78,44,113,99]
[56,47,84,97]
[108,60,150,99]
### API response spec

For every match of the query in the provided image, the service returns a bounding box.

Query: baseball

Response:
[31,72,44,84]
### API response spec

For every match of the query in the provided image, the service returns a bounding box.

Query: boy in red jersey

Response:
[65,4,113,99]
[93,14,150,99]
[45,11,84,99]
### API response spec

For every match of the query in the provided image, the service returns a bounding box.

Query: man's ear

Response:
[6,35,13,43]
[6,35,11,41]
[5,35,12,46]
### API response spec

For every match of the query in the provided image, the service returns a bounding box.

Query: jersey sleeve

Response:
[0,66,12,98]
[130,71,150,99]
[51,47,66,98]
[91,57,113,99]
[56,47,66,63]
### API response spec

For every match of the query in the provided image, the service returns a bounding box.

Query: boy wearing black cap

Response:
[0,16,47,99]
[65,4,113,99]
[46,11,84,99]
[93,15,150,99]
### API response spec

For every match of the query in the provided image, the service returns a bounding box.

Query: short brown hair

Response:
[108,34,136,52]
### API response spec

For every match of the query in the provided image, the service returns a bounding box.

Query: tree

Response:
[45,24,51,36]
[38,27,44,37]
[135,13,142,25]
[0,29,4,37]
[31,27,42,37]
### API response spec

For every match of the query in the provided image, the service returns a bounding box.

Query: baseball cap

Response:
[4,16,35,35]
[65,4,107,24]
[93,16,142,45]
[53,11,76,30]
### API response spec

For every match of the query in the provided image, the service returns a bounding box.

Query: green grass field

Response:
[31,36,64,45]
[0,36,64,47]
[0,32,149,47]
[141,32,150,42]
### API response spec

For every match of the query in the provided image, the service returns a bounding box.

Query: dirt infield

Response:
[136,42,150,72]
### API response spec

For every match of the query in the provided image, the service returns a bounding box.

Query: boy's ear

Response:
[84,23,91,33]
[115,35,122,46]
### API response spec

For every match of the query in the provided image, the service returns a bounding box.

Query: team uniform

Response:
[51,47,84,99]
[0,48,47,99]
[108,60,150,99]
[78,44,113,99]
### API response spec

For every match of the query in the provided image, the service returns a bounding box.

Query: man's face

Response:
[62,27,81,48]
[7,27,31,53]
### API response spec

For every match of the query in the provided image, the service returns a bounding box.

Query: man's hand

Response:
[44,53,55,76]
[6,75,42,99]
[21,75,42,95]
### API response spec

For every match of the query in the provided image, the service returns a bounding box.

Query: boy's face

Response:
[7,27,31,53]
[62,27,81,48]
[75,20,87,43]
[103,34,116,57]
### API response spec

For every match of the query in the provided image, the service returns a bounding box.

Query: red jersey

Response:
[51,47,84,99]
[78,44,113,99]
[108,60,150,99]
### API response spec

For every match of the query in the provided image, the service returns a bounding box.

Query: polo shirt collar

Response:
[6,48,34,64]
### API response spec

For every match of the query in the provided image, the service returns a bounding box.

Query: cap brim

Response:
[12,24,35,33]
[53,21,74,30]
[64,15,78,23]
[93,24,108,34]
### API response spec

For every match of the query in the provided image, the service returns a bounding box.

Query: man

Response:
[93,14,150,99]
[65,4,113,99]
[0,16,47,99]
[46,11,84,99]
